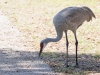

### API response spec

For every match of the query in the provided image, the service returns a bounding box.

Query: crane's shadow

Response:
[40,52,100,74]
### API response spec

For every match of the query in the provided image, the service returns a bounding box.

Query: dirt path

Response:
[0,11,56,75]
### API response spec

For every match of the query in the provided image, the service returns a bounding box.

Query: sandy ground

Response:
[0,11,56,75]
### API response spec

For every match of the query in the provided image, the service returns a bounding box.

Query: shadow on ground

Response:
[0,48,100,75]
[0,48,55,75]
[40,52,100,74]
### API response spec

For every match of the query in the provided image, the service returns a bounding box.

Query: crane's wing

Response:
[65,7,86,25]
[65,7,95,25]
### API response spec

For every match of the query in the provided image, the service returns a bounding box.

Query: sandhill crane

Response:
[39,6,95,67]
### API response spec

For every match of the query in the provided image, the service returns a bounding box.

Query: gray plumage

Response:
[39,6,95,67]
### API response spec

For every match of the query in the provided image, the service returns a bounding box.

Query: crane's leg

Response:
[65,30,69,67]
[74,32,78,67]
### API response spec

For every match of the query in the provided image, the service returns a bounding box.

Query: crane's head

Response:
[39,40,48,57]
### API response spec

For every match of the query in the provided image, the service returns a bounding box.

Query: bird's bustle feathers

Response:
[81,6,96,22]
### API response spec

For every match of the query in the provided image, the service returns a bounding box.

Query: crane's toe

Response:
[65,64,69,68]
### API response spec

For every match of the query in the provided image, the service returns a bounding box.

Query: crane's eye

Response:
[40,43,43,48]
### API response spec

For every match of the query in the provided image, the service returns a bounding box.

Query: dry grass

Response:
[0,0,100,75]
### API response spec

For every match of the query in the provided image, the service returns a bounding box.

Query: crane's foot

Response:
[66,64,69,68]
[74,65,79,68]
[74,63,79,68]
[72,63,79,68]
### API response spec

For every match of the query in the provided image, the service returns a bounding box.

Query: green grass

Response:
[92,50,100,59]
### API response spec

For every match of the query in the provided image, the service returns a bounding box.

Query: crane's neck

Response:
[39,31,63,57]
[42,30,63,44]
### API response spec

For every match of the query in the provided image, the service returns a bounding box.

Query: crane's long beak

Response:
[39,47,43,57]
